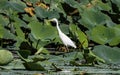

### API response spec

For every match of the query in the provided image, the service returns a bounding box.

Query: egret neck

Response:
[54,19,62,34]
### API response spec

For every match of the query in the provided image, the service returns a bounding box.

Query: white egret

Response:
[49,18,76,50]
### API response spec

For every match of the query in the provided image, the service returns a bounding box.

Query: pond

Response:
[0,66,120,75]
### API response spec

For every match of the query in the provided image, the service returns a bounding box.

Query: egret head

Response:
[48,18,59,26]
[49,18,58,23]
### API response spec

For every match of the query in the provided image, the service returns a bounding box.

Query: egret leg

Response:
[56,45,70,52]
[65,46,69,52]
[60,46,70,52]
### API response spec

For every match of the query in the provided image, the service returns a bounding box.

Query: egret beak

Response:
[48,19,54,22]
[44,19,53,24]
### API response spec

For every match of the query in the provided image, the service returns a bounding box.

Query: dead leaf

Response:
[36,2,49,10]
[24,7,34,16]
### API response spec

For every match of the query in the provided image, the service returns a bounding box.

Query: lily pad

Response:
[0,50,13,65]
[93,45,120,64]
[23,61,46,71]
[28,21,58,41]
[79,8,110,29]
[70,24,88,48]
[87,25,120,45]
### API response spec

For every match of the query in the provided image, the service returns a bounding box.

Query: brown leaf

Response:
[24,7,34,16]
[36,2,49,10]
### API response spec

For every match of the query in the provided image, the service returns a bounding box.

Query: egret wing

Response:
[59,32,76,48]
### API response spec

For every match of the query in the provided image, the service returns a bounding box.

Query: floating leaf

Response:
[35,7,47,19]
[64,0,79,8]
[3,28,16,39]
[79,8,110,29]
[0,0,8,9]
[109,25,120,46]
[28,21,58,41]
[87,25,120,45]
[23,61,46,71]
[111,0,120,11]
[35,47,49,55]
[0,24,4,38]
[0,15,9,27]
[90,25,114,44]
[14,21,25,41]
[7,1,26,12]
[35,7,59,19]
[70,24,88,48]
[93,45,120,64]
[0,50,13,65]
[96,0,111,11]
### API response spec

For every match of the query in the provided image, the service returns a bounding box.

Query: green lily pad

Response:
[79,8,110,29]
[23,61,46,71]
[0,24,4,38]
[111,0,120,11]
[70,24,88,48]
[0,50,13,65]
[109,25,120,46]
[93,45,120,64]
[87,25,120,45]
[91,25,114,44]
[28,21,58,41]
[7,1,26,12]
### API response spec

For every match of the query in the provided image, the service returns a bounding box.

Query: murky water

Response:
[0,66,120,75]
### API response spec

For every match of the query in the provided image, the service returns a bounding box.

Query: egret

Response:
[49,18,76,50]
